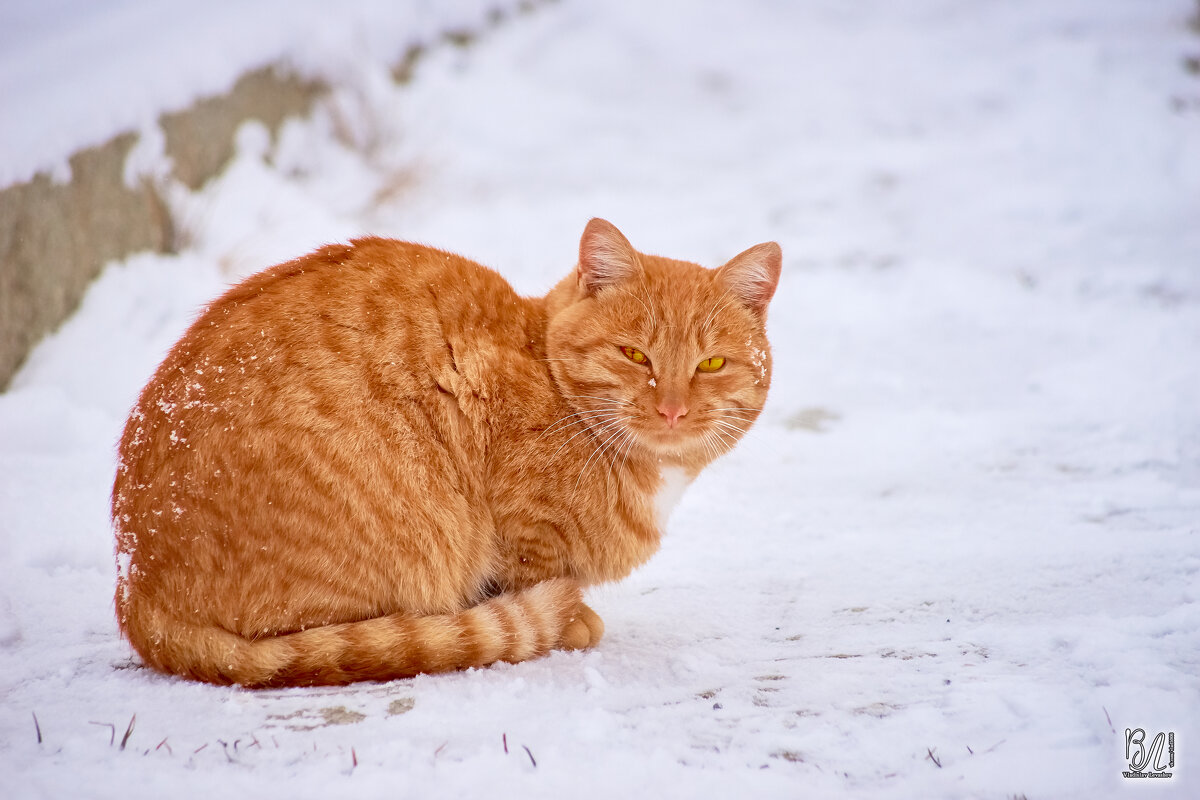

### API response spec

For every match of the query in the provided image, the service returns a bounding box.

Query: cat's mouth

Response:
[641,407,756,460]
[576,403,746,461]
[583,413,687,456]
[633,416,713,457]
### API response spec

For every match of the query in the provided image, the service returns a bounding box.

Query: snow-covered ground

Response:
[0,0,508,187]
[3,0,1199,797]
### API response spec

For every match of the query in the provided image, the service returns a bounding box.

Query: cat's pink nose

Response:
[657,402,688,429]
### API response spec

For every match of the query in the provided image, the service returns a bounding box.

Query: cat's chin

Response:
[635,426,730,466]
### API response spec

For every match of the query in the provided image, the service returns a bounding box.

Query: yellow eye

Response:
[697,357,725,373]
[620,346,649,365]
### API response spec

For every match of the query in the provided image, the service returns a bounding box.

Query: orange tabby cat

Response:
[112,218,781,686]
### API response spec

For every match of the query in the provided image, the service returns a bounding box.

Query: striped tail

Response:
[121,579,602,687]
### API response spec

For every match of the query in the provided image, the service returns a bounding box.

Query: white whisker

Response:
[616,285,658,329]
[565,395,637,407]
[634,278,661,329]
[700,289,736,336]
[705,430,727,462]
[709,427,739,453]
[616,427,639,477]
[574,418,630,494]
[710,419,751,436]
[540,408,628,438]
[606,427,638,486]
[548,413,627,460]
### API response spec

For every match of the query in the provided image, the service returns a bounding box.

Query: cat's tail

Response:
[121,578,602,687]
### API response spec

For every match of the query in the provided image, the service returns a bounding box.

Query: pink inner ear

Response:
[719,242,782,314]
[579,218,640,294]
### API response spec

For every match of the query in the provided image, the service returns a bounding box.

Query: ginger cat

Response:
[112,219,781,686]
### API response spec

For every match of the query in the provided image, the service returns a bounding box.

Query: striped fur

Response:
[113,219,778,686]
[124,579,588,687]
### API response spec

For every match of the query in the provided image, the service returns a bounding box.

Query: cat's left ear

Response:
[717,242,782,317]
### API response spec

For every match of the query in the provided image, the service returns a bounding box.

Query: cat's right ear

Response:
[717,241,782,318]
[578,218,640,296]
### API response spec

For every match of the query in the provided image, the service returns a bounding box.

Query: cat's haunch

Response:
[112,218,781,686]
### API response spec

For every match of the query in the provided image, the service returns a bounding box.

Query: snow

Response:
[2,0,1200,798]
[0,0,505,188]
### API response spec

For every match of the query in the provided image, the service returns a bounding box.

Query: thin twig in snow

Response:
[32,712,42,744]
[155,737,172,755]
[503,732,508,754]
[1103,706,1115,734]
[352,747,358,769]
[926,747,942,768]
[119,714,136,751]
[522,745,537,768]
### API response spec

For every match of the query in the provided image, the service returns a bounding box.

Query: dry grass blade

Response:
[32,711,42,744]
[119,714,136,751]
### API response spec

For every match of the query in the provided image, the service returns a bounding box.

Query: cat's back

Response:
[113,237,546,631]
[202,236,525,357]
[114,236,547,518]
[133,237,536,420]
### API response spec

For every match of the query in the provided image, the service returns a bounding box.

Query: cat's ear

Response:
[578,218,640,295]
[717,242,782,317]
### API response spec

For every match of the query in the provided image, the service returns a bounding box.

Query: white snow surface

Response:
[3,1,1200,798]
[0,0,503,187]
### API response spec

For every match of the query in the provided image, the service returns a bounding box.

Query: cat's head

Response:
[546,218,781,468]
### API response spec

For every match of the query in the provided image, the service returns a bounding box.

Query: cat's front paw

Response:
[560,601,605,650]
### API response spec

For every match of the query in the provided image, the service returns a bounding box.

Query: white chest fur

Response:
[653,466,692,531]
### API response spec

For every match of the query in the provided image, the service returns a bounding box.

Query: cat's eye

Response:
[620,346,649,366]
[697,357,726,373]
